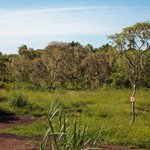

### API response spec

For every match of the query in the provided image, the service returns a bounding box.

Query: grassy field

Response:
[0,86,150,149]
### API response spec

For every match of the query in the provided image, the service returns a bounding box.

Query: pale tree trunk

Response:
[130,84,136,124]
[130,52,139,124]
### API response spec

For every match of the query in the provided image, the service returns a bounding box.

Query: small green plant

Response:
[27,140,39,145]
[9,91,27,107]
[40,101,101,150]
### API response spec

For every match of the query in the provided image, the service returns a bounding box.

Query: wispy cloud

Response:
[0,6,146,13]
[0,5,149,54]
[0,5,148,39]
[0,6,118,39]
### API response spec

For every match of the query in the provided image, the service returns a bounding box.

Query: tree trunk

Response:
[130,84,136,124]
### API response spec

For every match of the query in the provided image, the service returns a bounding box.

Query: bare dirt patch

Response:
[0,115,40,130]
[0,133,41,150]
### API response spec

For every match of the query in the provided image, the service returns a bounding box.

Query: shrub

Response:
[9,91,27,107]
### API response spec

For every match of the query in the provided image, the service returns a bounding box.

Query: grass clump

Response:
[9,91,27,107]
[40,101,101,150]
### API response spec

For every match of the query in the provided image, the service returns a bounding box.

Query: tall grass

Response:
[40,101,101,150]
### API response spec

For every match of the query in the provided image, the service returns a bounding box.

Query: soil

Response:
[0,115,40,130]
[0,115,136,150]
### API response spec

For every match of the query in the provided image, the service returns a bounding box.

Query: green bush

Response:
[9,91,27,107]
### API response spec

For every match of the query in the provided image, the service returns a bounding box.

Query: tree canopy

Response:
[0,22,150,91]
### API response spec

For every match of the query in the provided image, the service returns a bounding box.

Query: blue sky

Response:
[0,0,150,54]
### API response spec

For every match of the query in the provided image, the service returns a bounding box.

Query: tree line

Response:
[0,22,150,91]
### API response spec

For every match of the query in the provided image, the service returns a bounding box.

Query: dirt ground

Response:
[0,115,136,150]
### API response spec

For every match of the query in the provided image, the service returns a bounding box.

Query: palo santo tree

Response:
[108,21,150,124]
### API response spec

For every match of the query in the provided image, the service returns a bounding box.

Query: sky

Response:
[0,0,150,54]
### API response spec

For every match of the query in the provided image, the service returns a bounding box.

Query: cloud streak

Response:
[0,6,118,39]
[0,5,148,38]
[0,6,146,13]
[0,5,149,54]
